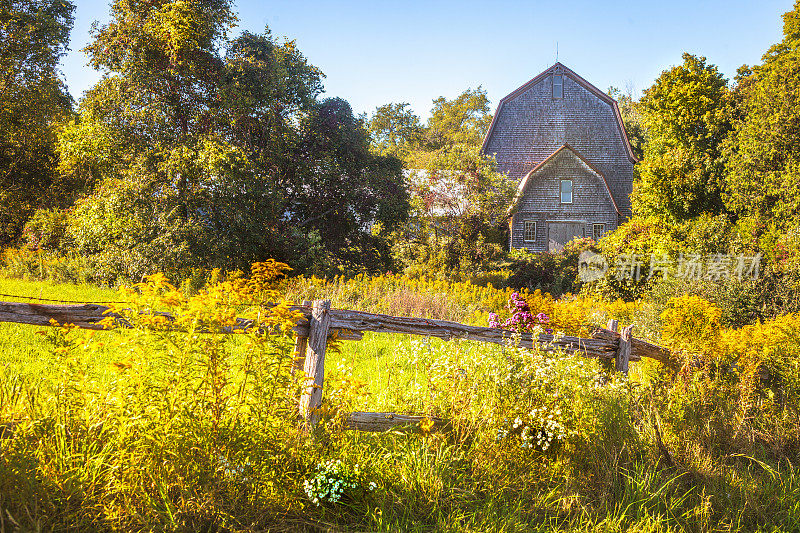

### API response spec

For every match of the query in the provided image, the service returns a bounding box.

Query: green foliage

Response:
[505,237,595,296]
[0,0,76,245]
[60,4,408,280]
[423,87,493,150]
[303,459,374,506]
[633,53,731,222]
[365,102,423,159]
[724,1,800,233]
[402,143,514,274]
[366,88,514,276]
[21,207,69,251]
[608,85,645,160]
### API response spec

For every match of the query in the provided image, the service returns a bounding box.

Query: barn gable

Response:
[511,144,620,215]
[508,144,619,252]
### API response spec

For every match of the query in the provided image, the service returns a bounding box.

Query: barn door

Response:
[547,222,584,252]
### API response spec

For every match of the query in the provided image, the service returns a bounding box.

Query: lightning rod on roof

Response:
[556,42,558,62]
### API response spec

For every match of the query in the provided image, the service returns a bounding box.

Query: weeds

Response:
[0,270,799,531]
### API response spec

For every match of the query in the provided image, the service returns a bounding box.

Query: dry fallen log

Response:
[345,411,449,432]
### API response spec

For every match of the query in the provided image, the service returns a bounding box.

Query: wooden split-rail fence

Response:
[0,298,670,433]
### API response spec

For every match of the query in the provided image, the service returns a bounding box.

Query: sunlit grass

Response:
[1,274,799,532]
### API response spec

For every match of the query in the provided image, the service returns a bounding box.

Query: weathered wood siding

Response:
[510,148,618,251]
[482,63,635,251]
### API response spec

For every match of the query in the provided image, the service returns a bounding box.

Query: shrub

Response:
[21,208,70,251]
[505,237,596,296]
[660,294,722,358]
[303,460,375,506]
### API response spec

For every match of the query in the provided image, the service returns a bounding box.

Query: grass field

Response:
[1,274,799,532]
[0,276,443,415]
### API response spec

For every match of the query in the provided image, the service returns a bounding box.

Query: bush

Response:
[21,208,70,251]
[0,247,95,285]
[505,237,596,296]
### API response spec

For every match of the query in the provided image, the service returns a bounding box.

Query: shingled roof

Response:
[482,62,637,218]
[481,62,637,163]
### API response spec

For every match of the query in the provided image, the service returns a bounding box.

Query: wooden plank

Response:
[0,300,360,339]
[0,300,669,362]
[0,301,116,330]
[325,308,617,359]
[616,324,633,374]
[299,300,331,429]
[345,412,448,433]
[0,301,616,358]
[591,328,669,363]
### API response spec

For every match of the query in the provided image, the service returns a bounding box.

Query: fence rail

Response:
[0,298,671,433]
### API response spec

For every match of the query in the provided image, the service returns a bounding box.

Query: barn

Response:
[481,62,636,252]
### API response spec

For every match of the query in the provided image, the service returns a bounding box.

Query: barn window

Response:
[560,180,573,203]
[553,74,563,98]
[593,223,606,241]
[524,220,536,243]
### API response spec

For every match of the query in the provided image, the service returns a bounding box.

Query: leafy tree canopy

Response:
[632,53,731,222]
[607,86,645,161]
[366,88,513,275]
[365,102,423,160]
[724,0,800,234]
[60,1,406,281]
[0,0,75,245]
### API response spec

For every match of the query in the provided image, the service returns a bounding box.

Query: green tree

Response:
[61,2,406,280]
[365,102,423,159]
[0,0,75,244]
[724,1,800,235]
[423,87,492,150]
[378,87,514,274]
[59,0,239,279]
[632,53,731,222]
[608,85,645,160]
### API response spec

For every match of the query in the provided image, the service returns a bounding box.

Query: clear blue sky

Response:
[61,0,793,119]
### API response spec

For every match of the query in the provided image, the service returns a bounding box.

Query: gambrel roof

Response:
[509,143,621,216]
[481,62,637,163]
[482,62,637,217]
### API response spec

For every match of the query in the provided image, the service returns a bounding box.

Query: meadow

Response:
[0,262,799,532]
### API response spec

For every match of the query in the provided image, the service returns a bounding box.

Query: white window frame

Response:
[523,220,536,243]
[560,179,573,204]
[593,223,606,241]
[553,74,563,99]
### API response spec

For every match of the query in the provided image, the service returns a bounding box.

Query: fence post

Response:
[299,299,331,430]
[291,300,312,375]
[616,325,633,375]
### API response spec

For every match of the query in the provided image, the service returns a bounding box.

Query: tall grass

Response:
[0,272,799,531]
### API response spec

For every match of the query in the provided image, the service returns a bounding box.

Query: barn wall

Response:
[510,149,618,252]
